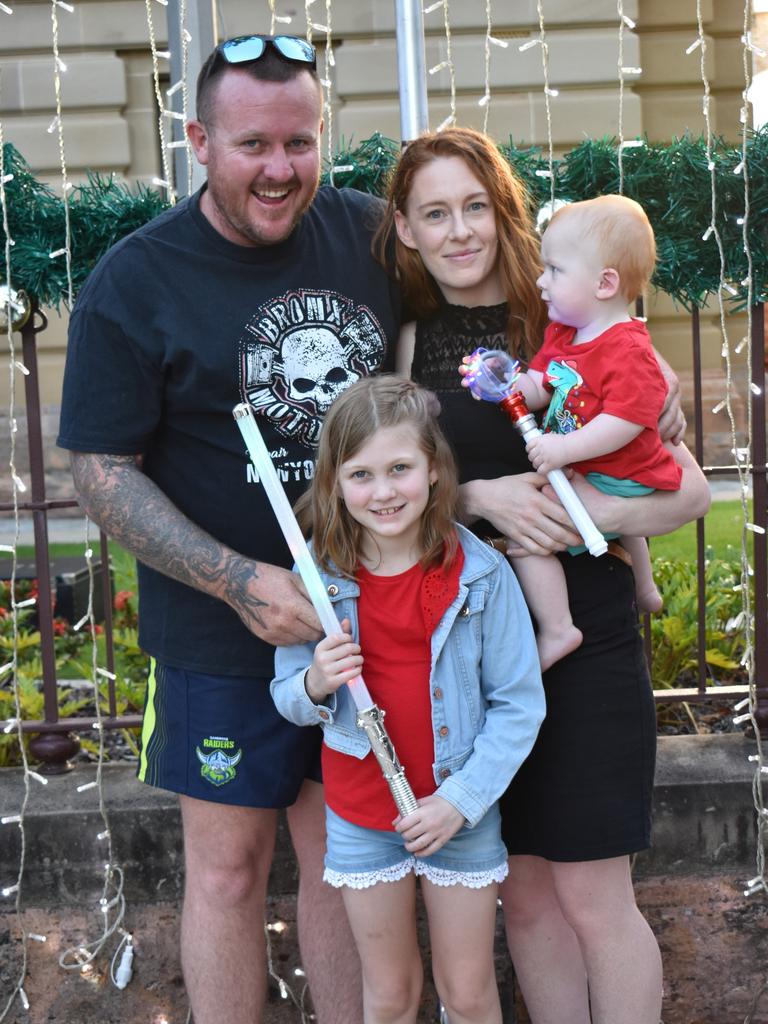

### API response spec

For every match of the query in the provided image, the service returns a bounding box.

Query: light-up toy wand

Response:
[233,402,419,818]
[463,348,608,558]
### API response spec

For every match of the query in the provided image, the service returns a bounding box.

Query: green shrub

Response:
[648,554,747,690]
[0,565,148,767]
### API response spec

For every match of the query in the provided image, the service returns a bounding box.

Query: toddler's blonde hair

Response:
[548,194,656,302]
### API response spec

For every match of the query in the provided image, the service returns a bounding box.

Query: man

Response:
[58,35,399,1024]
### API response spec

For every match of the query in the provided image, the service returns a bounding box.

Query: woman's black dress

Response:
[412,302,656,862]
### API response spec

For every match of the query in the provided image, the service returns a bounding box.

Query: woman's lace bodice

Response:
[412,302,510,393]
[411,303,531,497]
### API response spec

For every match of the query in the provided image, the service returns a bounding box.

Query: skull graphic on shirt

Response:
[281,327,360,413]
[239,288,386,447]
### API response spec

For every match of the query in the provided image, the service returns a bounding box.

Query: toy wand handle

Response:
[232,403,419,818]
[500,393,608,558]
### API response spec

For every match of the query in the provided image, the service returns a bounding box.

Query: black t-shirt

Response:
[58,186,400,674]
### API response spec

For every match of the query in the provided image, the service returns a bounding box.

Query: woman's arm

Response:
[459,473,583,555]
[395,322,416,376]
[460,442,709,553]
[654,349,687,444]
[567,441,710,537]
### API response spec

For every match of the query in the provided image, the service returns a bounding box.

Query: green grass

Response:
[14,539,137,602]
[649,499,751,563]
[16,542,116,560]
[16,540,129,565]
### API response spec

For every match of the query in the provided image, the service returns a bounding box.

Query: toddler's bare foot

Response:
[636,586,663,614]
[537,624,583,672]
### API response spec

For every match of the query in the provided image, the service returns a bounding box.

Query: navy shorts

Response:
[137,659,322,808]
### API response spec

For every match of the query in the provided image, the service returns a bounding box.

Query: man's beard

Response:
[208,175,320,247]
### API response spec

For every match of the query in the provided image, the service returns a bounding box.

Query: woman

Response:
[374,126,710,1024]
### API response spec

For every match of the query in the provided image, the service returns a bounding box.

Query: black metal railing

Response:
[646,303,767,727]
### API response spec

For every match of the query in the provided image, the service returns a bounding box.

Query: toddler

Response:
[511,195,682,669]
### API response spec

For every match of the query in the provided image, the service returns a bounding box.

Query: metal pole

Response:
[167,0,216,196]
[395,0,429,143]
[750,302,768,730]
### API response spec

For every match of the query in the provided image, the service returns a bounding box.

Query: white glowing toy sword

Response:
[233,402,419,818]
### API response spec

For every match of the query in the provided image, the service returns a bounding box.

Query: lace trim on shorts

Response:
[413,860,509,888]
[323,860,414,889]
[324,858,509,890]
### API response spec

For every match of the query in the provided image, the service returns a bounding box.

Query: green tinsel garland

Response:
[2,129,767,311]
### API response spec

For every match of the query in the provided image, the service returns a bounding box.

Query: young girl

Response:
[375,127,709,1024]
[271,375,545,1024]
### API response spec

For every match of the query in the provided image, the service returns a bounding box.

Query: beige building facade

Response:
[0,0,755,428]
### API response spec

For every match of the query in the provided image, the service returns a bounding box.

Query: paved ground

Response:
[0,898,521,1024]
[3,874,768,1024]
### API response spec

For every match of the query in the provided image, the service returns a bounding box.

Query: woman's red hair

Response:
[374,127,547,360]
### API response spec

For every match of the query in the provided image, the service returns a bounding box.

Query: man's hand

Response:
[227,562,323,647]
[461,473,581,556]
[395,795,465,857]
[525,432,570,475]
[304,618,362,703]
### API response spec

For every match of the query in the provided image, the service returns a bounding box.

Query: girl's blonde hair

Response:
[374,126,547,361]
[297,375,459,578]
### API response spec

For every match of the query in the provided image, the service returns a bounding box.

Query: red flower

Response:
[114,590,134,611]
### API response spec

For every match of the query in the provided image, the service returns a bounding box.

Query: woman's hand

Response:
[460,473,582,556]
[395,794,465,857]
[304,618,362,704]
[655,351,687,445]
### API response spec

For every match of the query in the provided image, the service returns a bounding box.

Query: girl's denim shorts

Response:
[323,802,509,890]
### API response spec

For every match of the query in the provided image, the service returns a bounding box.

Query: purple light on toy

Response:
[462,349,607,558]
[463,347,521,403]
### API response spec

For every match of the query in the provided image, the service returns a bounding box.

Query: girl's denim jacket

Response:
[271,524,545,828]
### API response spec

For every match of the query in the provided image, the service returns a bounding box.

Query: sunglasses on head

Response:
[217,34,317,70]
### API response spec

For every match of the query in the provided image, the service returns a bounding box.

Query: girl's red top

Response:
[322,544,464,830]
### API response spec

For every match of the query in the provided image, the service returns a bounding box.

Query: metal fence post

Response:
[20,303,80,772]
[750,303,768,729]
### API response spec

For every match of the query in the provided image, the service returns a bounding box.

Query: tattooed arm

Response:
[70,452,322,646]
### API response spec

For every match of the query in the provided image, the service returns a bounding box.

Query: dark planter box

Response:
[0,556,111,624]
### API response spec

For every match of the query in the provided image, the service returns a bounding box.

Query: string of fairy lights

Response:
[518,1,556,207]
[0,0,766,1019]
[0,3,133,1018]
[430,0,456,133]
[49,0,74,307]
[734,3,768,1018]
[688,10,768,1015]
[0,81,35,1022]
[178,0,194,197]
[145,0,177,202]
[477,0,509,135]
